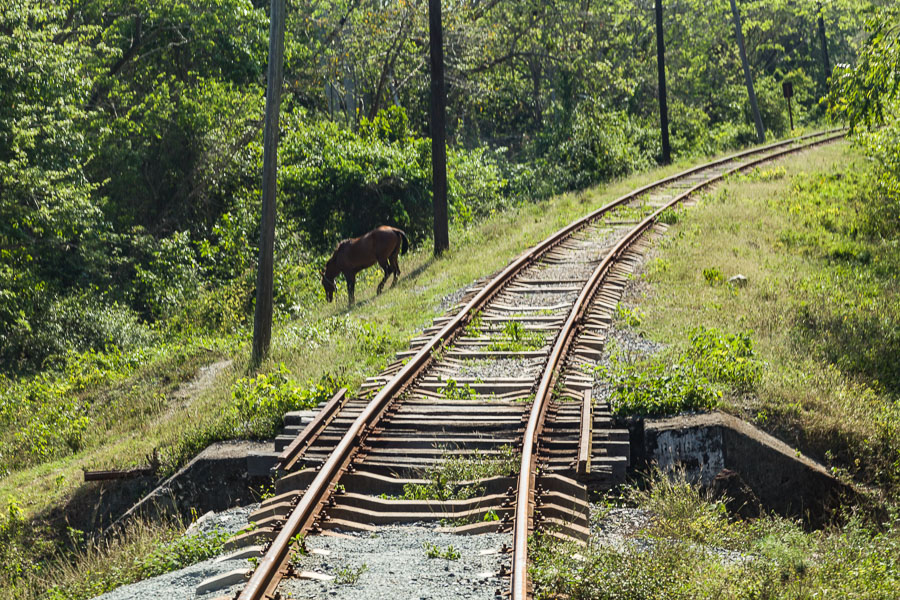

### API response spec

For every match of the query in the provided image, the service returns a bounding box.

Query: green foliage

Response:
[531,473,900,600]
[486,321,545,352]
[36,523,230,600]
[829,6,900,130]
[224,366,337,440]
[423,542,461,560]
[132,529,230,580]
[437,378,478,401]
[0,347,147,472]
[703,267,725,285]
[687,327,762,390]
[657,207,682,225]
[604,328,761,417]
[399,445,519,501]
[604,359,721,417]
[614,305,644,328]
[334,564,367,585]
[540,102,657,192]
[0,499,53,589]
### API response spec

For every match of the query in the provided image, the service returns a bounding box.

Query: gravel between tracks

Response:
[453,357,545,380]
[279,525,511,600]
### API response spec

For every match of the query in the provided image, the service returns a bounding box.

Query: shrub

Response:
[0,290,153,375]
[223,366,338,439]
[606,359,721,417]
[604,328,761,417]
[542,100,658,192]
[687,326,761,389]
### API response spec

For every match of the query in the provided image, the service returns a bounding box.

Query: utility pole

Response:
[251,0,286,366]
[428,0,449,256]
[729,0,765,144]
[817,2,832,82]
[655,0,671,164]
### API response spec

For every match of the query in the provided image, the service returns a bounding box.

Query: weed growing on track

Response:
[438,378,478,401]
[486,321,545,352]
[398,445,519,501]
[334,563,368,585]
[530,470,900,600]
[423,542,461,560]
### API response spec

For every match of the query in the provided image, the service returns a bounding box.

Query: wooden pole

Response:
[251,0,286,366]
[655,0,671,164]
[817,2,832,82]
[428,0,449,256]
[729,0,765,144]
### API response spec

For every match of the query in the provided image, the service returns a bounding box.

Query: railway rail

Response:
[226,129,844,600]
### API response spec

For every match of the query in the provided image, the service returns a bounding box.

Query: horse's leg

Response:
[346,272,356,307]
[388,240,402,286]
[390,253,400,287]
[376,259,390,295]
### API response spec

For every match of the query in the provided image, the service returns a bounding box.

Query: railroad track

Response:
[221,129,844,600]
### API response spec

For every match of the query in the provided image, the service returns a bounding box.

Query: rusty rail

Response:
[239,129,843,600]
[275,388,348,472]
[509,129,846,599]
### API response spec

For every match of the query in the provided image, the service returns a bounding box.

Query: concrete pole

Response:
[252,0,286,366]
[428,0,449,256]
[655,0,671,164]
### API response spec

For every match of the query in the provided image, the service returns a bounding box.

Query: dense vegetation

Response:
[0,0,870,375]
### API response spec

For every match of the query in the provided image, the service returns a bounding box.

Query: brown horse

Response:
[321,226,409,306]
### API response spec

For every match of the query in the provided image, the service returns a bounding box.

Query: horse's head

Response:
[321,270,335,302]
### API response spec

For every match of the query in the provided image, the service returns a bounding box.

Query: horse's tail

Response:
[396,229,409,255]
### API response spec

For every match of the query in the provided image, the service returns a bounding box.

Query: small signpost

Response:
[782,81,794,131]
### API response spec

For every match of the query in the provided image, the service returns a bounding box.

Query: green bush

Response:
[223,366,338,439]
[279,106,513,250]
[606,359,721,417]
[540,99,658,192]
[604,328,761,417]
[687,326,761,389]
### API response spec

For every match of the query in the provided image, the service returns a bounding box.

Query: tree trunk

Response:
[817,2,832,83]
[729,0,765,143]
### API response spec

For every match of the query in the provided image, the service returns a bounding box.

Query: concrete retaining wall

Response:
[640,412,855,526]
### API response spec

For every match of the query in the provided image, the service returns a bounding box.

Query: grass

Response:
[0,135,826,598]
[485,321,546,352]
[3,513,229,600]
[398,445,519,501]
[621,140,900,493]
[423,542,461,560]
[530,470,900,600]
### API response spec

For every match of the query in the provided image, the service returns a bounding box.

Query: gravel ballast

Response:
[279,525,510,600]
